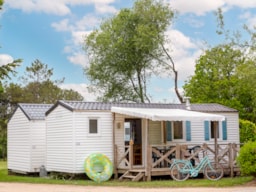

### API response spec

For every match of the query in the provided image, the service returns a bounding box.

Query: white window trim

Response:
[88,117,101,136]
[209,121,223,141]
[172,121,185,141]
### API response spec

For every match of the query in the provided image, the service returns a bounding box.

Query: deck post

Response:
[146,145,152,181]
[114,145,118,179]
[214,126,218,164]
[129,142,134,169]
[145,119,151,181]
[176,144,181,159]
[229,143,234,177]
[112,113,118,179]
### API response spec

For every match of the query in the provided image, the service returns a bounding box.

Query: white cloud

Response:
[51,19,73,32]
[71,31,89,46]
[51,16,98,67]
[6,0,71,16]
[65,31,91,67]
[5,0,116,15]
[240,11,256,29]
[60,83,98,101]
[75,15,100,31]
[68,52,88,67]
[170,0,256,16]
[0,54,14,66]
[224,0,256,8]
[170,0,225,16]
[95,3,117,14]
[51,15,99,32]
[164,29,202,81]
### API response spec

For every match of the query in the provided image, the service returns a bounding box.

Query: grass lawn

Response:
[0,160,253,188]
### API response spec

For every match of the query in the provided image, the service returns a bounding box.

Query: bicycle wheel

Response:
[204,162,224,181]
[170,162,190,181]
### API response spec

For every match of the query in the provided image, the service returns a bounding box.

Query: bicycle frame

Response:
[171,155,213,177]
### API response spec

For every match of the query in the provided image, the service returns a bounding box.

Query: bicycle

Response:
[170,154,224,181]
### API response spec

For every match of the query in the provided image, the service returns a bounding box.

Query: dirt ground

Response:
[0,182,256,192]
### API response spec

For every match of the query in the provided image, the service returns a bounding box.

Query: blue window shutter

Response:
[222,119,227,140]
[166,121,172,141]
[204,121,209,141]
[186,121,191,141]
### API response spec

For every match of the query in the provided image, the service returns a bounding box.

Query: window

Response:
[124,122,131,141]
[173,121,183,140]
[210,121,219,139]
[166,121,186,141]
[89,119,98,134]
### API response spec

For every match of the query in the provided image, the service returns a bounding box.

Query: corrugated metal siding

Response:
[74,111,113,173]
[46,105,74,173]
[148,121,161,145]
[165,112,240,145]
[220,112,239,144]
[30,120,46,172]
[190,112,240,145]
[7,108,31,172]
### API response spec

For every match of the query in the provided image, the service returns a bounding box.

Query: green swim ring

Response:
[84,153,113,182]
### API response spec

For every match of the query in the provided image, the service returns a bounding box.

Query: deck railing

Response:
[114,143,241,179]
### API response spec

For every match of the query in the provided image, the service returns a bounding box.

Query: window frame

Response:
[172,121,185,141]
[88,118,100,136]
[210,121,219,139]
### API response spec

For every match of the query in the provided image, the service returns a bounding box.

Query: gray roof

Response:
[46,100,237,115]
[18,103,53,120]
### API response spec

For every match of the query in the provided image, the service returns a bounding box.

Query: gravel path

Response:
[0,182,256,192]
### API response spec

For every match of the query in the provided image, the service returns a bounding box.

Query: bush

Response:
[237,141,256,177]
[239,119,256,143]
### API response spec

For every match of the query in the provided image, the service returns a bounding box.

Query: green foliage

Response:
[7,59,84,104]
[183,8,256,122]
[0,0,3,10]
[21,59,61,84]
[234,60,256,122]
[183,44,245,105]
[239,119,256,143]
[0,59,22,93]
[237,141,256,177]
[183,42,256,121]
[0,119,7,159]
[84,0,174,102]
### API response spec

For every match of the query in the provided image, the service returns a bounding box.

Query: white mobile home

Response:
[7,103,52,174]
[45,100,239,179]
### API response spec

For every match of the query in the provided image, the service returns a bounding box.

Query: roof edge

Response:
[45,100,74,116]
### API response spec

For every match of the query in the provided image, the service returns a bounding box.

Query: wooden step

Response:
[119,170,145,181]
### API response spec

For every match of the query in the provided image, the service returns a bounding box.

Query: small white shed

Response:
[7,103,52,174]
[45,101,114,174]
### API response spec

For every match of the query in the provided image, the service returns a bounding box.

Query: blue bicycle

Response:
[170,155,224,181]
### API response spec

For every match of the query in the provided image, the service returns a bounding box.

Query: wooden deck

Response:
[114,143,241,181]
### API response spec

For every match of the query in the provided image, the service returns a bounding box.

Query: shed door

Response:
[124,119,142,165]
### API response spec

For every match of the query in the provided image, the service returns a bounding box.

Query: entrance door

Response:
[124,119,142,165]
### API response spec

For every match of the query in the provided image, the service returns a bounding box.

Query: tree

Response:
[183,8,256,122]
[6,59,83,105]
[183,44,245,108]
[84,0,175,103]
[239,119,256,143]
[234,60,256,122]
[0,0,22,160]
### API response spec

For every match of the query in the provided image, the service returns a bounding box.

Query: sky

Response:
[0,0,256,103]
